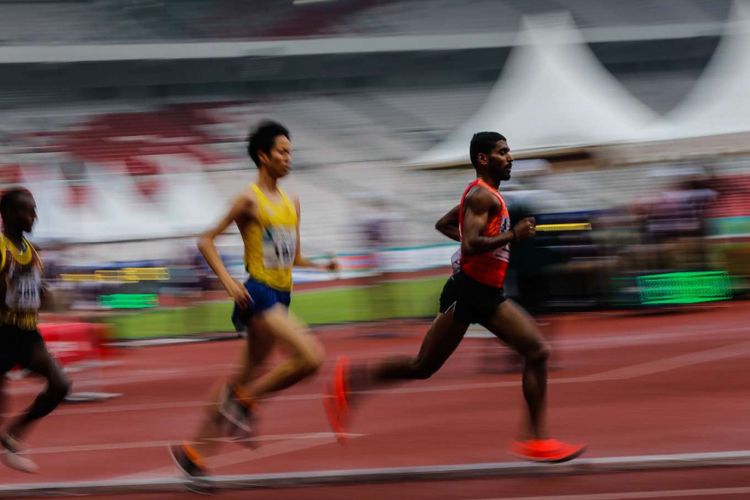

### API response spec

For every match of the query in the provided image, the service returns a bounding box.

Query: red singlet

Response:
[458,179,511,288]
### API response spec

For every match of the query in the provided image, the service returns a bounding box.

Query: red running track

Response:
[1,302,749,498]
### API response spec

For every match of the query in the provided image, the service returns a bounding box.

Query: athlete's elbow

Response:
[196,235,212,253]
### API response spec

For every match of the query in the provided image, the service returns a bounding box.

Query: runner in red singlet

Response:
[324,132,585,462]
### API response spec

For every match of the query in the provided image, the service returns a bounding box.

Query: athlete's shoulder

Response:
[29,240,43,263]
[280,189,300,213]
[225,186,258,224]
[287,190,300,206]
[236,185,259,206]
[464,184,499,211]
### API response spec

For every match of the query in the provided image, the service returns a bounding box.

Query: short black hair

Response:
[0,187,32,221]
[470,131,506,169]
[246,120,290,168]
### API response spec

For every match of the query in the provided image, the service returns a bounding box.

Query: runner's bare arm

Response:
[461,188,516,255]
[435,204,460,242]
[292,197,338,271]
[197,191,255,306]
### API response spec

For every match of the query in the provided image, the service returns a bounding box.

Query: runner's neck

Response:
[1,230,25,251]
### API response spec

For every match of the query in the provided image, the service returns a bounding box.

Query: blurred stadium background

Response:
[0,0,747,340]
[2,1,750,497]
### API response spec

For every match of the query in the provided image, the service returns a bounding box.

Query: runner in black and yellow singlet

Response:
[0,188,70,473]
[170,121,338,490]
[324,132,586,464]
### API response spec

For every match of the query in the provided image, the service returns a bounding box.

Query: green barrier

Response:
[637,271,732,305]
[105,276,446,340]
[100,294,158,309]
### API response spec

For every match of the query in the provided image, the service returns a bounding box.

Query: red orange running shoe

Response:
[169,442,213,494]
[511,439,586,463]
[323,356,351,445]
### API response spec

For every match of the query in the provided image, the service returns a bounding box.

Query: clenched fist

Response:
[513,217,537,240]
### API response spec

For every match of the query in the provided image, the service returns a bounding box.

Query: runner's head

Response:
[0,187,36,233]
[470,132,513,183]
[247,121,291,179]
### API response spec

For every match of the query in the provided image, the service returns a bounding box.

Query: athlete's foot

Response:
[169,443,213,494]
[323,355,351,444]
[0,433,38,473]
[218,383,258,448]
[511,438,586,463]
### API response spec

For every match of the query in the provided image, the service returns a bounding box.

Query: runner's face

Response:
[12,194,37,233]
[488,140,513,182]
[260,135,292,178]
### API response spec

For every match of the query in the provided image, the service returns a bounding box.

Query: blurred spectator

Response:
[642,172,717,272]
[355,192,396,334]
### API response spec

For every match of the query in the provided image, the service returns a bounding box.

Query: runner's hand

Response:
[325,258,340,272]
[227,280,251,308]
[513,217,537,240]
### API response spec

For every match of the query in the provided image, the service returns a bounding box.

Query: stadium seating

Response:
[0,0,733,44]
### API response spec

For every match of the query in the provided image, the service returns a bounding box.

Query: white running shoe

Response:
[1,433,38,473]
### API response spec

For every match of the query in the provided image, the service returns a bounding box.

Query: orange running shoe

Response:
[169,442,213,494]
[511,438,586,463]
[323,356,351,445]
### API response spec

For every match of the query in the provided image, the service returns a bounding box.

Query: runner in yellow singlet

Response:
[170,121,337,490]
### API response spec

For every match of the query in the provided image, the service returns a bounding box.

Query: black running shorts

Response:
[0,324,44,374]
[439,271,506,325]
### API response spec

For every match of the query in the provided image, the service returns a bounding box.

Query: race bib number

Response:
[492,216,511,262]
[450,249,461,273]
[262,227,297,269]
[493,244,510,263]
[5,267,41,312]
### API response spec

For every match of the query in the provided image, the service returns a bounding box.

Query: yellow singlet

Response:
[242,184,298,291]
[0,235,43,329]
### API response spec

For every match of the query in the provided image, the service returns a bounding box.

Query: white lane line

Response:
[109,337,210,347]
[119,431,362,480]
[2,450,750,497]
[575,339,750,382]
[8,322,747,397]
[469,485,750,500]
[6,323,748,398]
[355,338,750,396]
[466,324,750,350]
[6,339,749,419]
[5,363,237,396]
[210,433,343,470]
[25,432,361,455]
[49,399,210,416]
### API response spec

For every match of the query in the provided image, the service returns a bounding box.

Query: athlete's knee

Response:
[515,330,551,363]
[300,356,323,377]
[50,374,71,403]
[41,360,71,399]
[298,346,325,378]
[31,374,70,420]
[524,339,551,363]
